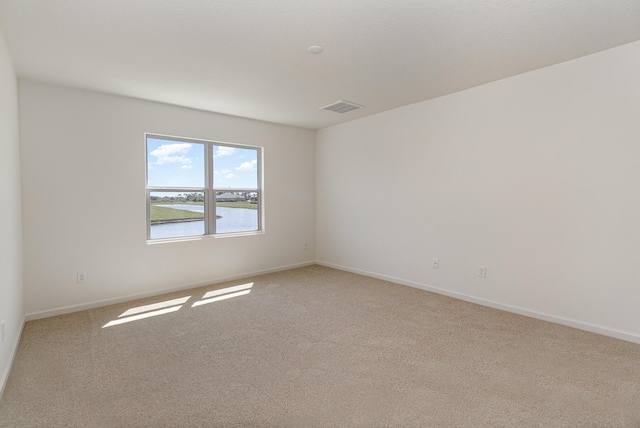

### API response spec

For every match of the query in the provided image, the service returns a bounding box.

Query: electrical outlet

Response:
[77,272,87,283]
[432,258,439,269]
[478,266,486,278]
[1,321,5,342]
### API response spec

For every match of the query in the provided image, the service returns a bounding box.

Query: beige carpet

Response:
[1,265,639,427]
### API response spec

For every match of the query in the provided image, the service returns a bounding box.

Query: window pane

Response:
[149,191,205,239]
[216,191,259,233]
[213,145,258,189]
[147,137,204,187]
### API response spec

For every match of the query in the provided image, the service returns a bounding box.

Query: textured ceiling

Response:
[1,0,640,130]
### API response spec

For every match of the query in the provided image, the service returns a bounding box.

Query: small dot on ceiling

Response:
[307,46,324,54]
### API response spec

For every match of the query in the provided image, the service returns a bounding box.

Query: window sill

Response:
[146,230,264,245]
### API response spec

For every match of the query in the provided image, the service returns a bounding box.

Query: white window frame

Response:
[145,133,263,241]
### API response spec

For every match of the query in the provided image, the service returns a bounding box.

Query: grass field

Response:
[150,206,204,221]
[216,202,258,209]
[150,202,257,222]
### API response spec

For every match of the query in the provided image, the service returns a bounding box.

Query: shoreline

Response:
[150,215,221,225]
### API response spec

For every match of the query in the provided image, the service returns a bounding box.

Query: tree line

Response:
[150,192,258,203]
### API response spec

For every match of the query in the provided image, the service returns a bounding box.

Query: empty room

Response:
[1,1,640,426]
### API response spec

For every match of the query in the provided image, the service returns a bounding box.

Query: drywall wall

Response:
[19,81,316,316]
[0,27,24,396]
[316,41,640,343]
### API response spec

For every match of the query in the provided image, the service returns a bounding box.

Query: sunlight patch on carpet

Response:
[192,283,253,307]
[119,296,191,318]
[103,305,183,328]
[101,282,254,327]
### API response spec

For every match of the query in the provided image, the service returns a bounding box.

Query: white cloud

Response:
[181,165,193,169]
[150,143,193,166]
[214,169,234,180]
[214,146,236,158]
[235,159,257,171]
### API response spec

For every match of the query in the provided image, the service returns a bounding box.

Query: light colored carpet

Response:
[1,265,639,427]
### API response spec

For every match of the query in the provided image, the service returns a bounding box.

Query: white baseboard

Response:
[25,261,315,322]
[20,258,640,344]
[317,260,640,345]
[0,315,26,401]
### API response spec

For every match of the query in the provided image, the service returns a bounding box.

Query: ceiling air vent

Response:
[320,100,365,114]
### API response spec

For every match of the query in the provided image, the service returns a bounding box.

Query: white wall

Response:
[0,27,24,395]
[19,81,316,316]
[316,41,640,343]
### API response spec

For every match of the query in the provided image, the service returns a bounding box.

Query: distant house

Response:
[216,192,243,202]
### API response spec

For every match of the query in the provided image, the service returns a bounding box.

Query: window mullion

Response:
[205,143,215,235]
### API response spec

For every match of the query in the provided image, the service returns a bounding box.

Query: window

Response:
[146,134,262,240]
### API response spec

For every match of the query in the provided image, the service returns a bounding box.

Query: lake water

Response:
[156,203,205,213]
[150,205,258,239]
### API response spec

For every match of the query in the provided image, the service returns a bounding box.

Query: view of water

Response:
[156,204,204,213]
[150,205,258,239]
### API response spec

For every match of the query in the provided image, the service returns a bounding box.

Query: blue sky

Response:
[147,137,258,189]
